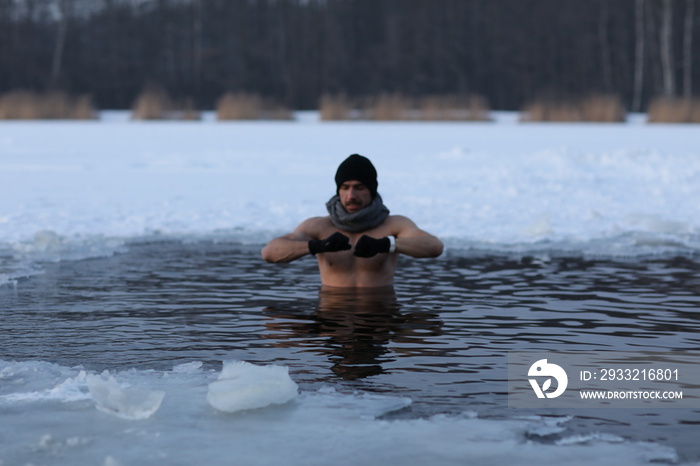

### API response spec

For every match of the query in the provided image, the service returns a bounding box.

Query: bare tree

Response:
[2,0,698,111]
[192,0,203,100]
[633,0,646,112]
[683,0,695,97]
[660,0,676,96]
[598,0,613,93]
[49,0,69,89]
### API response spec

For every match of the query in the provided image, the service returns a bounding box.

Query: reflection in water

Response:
[263,286,443,380]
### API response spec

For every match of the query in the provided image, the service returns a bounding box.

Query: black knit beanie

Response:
[334,154,378,198]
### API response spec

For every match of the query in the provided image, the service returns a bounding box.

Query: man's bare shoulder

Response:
[384,214,440,240]
[386,214,415,223]
[385,214,419,229]
[296,216,334,237]
[298,216,333,228]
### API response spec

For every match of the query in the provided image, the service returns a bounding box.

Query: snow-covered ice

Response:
[0,359,682,466]
[1,113,698,465]
[2,113,699,285]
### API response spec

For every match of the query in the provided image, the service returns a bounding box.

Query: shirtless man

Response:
[261,154,443,287]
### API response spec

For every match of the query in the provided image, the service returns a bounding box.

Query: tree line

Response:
[0,0,697,111]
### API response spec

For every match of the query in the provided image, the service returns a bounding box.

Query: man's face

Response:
[339,180,372,213]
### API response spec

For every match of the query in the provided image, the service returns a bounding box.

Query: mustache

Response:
[344,199,364,208]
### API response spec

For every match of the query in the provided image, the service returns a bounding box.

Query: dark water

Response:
[1,239,700,461]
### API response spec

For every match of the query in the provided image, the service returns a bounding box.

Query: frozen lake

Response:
[1,113,699,465]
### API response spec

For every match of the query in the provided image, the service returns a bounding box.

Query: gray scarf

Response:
[326,194,390,232]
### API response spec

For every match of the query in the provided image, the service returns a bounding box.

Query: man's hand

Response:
[353,235,392,258]
[308,232,351,255]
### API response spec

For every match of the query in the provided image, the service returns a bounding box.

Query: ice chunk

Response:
[207,361,298,413]
[86,371,164,420]
[172,361,203,373]
[32,229,62,252]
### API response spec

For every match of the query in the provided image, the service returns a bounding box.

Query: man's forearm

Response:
[395,235,444,258]
[261,238,312,263]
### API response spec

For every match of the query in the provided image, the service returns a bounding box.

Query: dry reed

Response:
[319,94,353,121]
[520,95,625,122]
[216,92,292,121]
[418,95,491,121]
[319,93,490,121]
[580,95,625,122]
[131,88,203,121]
[647,97,700,123]
[131,88,173,120]
[366,93,411,120]
[0,90,96,120]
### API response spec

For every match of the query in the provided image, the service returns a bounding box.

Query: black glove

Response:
[308,232,351,255]
[353,235,391,258]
